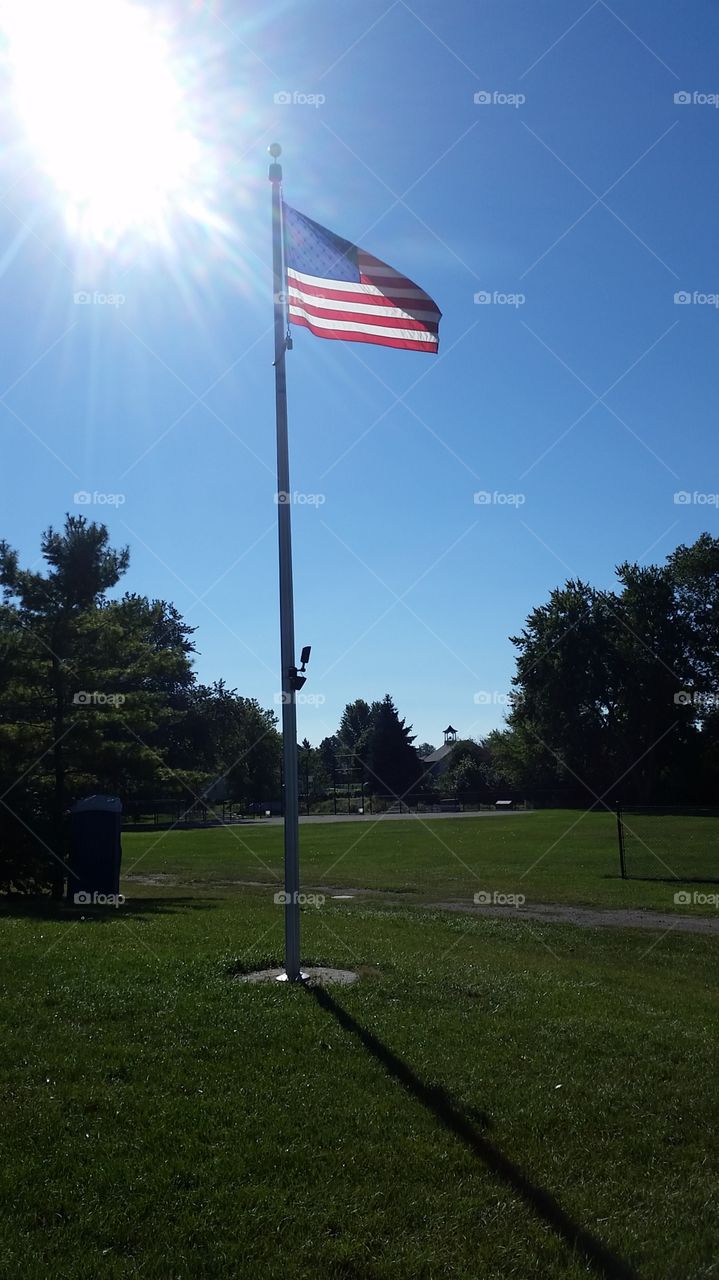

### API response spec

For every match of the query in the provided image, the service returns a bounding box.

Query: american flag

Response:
[282,203,441,354]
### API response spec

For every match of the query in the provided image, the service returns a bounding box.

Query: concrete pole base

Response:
[236,966,358,986]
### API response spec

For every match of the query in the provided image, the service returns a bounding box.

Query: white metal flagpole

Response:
[269,143,302,982]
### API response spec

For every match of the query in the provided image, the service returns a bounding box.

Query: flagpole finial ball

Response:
[268,143,282,158]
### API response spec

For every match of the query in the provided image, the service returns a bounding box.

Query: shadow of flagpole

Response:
[306,983,640,1280]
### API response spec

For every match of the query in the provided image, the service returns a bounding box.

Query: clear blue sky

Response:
[1,0,717,749]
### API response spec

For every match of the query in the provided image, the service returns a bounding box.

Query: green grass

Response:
[619,810,719,882]
[1,885,717,1278]
[1,812,718,1277]
[121,808,719,912]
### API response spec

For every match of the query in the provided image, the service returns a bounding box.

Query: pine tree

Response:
[0,516,195,891]
[364,694,422,797]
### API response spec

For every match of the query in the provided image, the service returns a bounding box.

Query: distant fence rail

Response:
[122,793,529,828]
[122,800,278,829]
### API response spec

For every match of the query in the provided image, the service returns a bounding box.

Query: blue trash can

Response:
[67,796,123,905]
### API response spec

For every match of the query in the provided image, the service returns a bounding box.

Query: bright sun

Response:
[1,0,203,244]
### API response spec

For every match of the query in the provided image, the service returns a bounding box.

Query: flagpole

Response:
[269,143,302,982]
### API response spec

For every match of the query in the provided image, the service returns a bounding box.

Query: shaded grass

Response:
[0,880,717,1278]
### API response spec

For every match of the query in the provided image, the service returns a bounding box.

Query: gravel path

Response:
[431,899,719,935]
[123,874,719,934]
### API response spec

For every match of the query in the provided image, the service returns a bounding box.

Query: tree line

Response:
[319,534,719,812]
[0,517,433,890]
[487,533,719,806]
[2,517,717,891]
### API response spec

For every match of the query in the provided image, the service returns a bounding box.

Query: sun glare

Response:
[1,0,205,244]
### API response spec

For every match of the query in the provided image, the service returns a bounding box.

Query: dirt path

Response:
[431,900,719,935]
[123,873,400,897]
[123,874,719,935]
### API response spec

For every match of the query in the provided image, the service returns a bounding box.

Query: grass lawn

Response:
[1,813,717,1277]
[121,808,719,912]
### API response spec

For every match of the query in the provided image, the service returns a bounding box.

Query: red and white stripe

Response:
[287,251,440,353]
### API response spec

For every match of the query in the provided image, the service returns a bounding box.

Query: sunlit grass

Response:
[121,809,719,912]
[0,887,717,1278]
